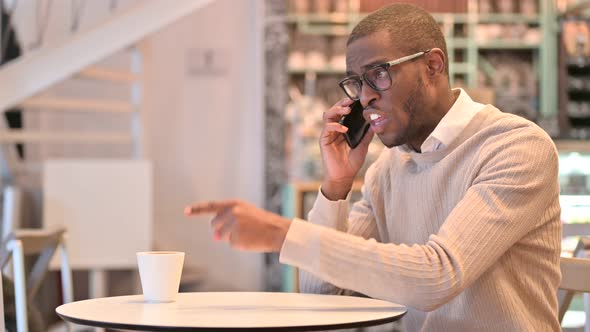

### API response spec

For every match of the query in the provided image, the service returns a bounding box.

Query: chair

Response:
[560,227,590,332]
[0,227,73,332]
[560,257,590,321]
[0,272,6,332]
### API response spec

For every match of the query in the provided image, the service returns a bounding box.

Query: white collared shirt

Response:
[401,88,486,153]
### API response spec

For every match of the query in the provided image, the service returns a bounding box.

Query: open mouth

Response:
[369,114,381,121]
[368,113,387,129]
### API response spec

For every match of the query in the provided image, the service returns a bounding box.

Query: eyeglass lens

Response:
[342,80,361,99]
[366,67,391,90]
[341,66,392,99]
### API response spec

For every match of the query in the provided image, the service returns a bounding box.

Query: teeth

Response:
[370,114,382,121]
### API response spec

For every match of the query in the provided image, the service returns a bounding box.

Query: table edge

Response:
[57,310,406,332]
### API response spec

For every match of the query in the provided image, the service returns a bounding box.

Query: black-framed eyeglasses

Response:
[338,49,431,100]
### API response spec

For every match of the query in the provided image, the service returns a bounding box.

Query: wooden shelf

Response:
[555,139,590,153]
[446,37,469,48]
[478,42,540,49]
[288,67,345,75]
[477,13,540,24]
[283,180,363,221]
[286,13,351,24]
[287,12,540,25]
[450,63,473,74]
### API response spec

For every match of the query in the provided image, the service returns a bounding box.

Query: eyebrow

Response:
[346,58,390,76]
[361,59,389,70]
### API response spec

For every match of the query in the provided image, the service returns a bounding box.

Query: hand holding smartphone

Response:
[339,100,370,148]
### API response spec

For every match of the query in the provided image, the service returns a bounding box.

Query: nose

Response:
[359,80,379,109]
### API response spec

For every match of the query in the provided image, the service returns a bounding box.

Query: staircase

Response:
[0,2,216,331]
[0,0,214,182]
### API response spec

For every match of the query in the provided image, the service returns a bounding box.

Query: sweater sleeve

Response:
[295,177,381,295]
[280,128,560,311]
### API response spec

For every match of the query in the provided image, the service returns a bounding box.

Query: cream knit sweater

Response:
[280,106,562,331]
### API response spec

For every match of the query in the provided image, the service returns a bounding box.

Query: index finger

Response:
[323,99,355,123]
[336,98,354,107]
[184,200,239,216]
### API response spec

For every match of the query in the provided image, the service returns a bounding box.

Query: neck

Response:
[407,88,458,152]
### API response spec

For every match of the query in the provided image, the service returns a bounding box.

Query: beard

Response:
[381,77,425,148]
[404,77,424,120]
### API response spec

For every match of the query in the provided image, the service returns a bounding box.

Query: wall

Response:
[141,0,265,290]
[6,0,265,291]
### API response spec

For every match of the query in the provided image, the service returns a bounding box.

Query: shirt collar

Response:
[399,88,485,153]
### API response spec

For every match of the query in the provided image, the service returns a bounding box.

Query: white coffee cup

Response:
[137,251,185,302]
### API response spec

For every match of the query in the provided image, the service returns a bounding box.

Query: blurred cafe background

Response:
[1,0,590,331]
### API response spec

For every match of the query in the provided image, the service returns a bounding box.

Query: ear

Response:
[425,48,445,77]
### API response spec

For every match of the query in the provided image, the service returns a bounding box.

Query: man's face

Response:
[345,30,428,149]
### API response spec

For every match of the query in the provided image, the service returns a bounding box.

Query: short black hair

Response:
[347,3,449,75]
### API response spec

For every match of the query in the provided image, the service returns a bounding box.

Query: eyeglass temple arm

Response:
[387,49,432,67]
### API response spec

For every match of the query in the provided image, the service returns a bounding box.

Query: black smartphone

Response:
[339,99,370,149]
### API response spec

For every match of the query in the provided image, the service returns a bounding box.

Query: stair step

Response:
[21,97,136,113]
[77,66,140,83]
[0,0,213,110]
[11,162,41,174]
[0,131,133,144]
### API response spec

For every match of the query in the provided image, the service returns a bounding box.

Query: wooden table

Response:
[56,292,406,331]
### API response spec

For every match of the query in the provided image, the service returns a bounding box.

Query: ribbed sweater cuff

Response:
[279,218,320,269]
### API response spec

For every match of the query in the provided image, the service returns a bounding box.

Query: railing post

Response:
[8,239,28,332]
